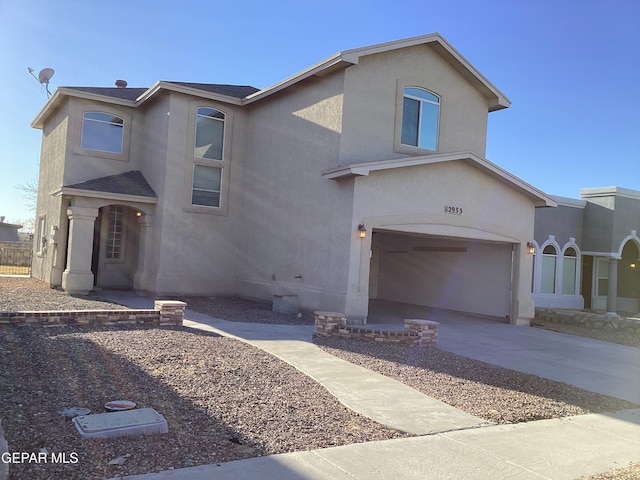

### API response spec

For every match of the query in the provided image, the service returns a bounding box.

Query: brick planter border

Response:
[0,300,186,328]
[313,312,438,346]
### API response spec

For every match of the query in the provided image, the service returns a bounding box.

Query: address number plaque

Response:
[444,205,463,215]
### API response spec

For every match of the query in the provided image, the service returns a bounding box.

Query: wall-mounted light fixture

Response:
[526,241,535,254]
[135,211,143,217]
[357,224,367,239]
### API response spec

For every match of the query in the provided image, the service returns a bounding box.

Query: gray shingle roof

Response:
[63,87,148,101]
[164,82,260,98]
[64,83,260,101]
[64,171,156,198]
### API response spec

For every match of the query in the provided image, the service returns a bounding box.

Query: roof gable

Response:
[322,151,556,208]
[245,33,510,111]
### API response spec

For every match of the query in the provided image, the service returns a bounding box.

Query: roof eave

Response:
[52,187,158,204]
[136,81,245,106]
[31,87,137,129]
[243,53,349,104]
[322,151,555,207]
[245,33,511,109]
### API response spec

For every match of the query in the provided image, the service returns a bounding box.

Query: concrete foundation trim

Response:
[0,301,187,327]
[313,311,439,346]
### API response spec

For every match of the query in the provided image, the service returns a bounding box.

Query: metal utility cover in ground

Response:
[72,408,168,439]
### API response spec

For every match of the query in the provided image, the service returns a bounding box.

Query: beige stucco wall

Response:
[142,92,247,296]
[339,44,489,165]
[62,100,141,186]
[32,100,70,286]
[347,160,537,324]
[235,72,356,312]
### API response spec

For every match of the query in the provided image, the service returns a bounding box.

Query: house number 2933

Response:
[444,205,462,215]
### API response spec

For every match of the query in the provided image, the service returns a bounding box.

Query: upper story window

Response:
[192,164,221,208]
[195,107,225,160]
[81,112,124,154]
[401,87,439,151]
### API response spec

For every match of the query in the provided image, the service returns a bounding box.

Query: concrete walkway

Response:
[101,292,640,480]
[99,291,487,435]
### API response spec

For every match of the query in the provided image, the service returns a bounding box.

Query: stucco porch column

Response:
[606,258,619,315]
[133,214,155,294]
[62,206,99,294]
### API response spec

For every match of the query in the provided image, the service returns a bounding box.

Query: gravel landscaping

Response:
[2,277,640,479]
[313,337,637,424]
[0,279,405,479]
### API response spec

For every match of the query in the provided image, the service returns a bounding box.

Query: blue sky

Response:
[1,0,638,226]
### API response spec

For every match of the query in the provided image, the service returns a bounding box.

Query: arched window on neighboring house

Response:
[562,247,578,295]
[541,244,557,294]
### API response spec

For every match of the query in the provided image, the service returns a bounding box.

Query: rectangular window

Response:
[562,256,577,294]
[192,165,221,207]
[37,216,46,253]
[106,206,123,259]
[541,254,556,294]
[401,97,420,146]
[597,258,609,295]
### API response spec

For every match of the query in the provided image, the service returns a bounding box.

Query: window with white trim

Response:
[541,245,557,294]
[36,216,46,253]
[105,206,124,259]
[562,247,578,295]
[195,107,225,160]
[192,165,221,208]
[597,258,609,296]
[401,87,439,150]
[81,112,124,154]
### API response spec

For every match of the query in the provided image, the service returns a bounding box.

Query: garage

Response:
[368,229,513,322]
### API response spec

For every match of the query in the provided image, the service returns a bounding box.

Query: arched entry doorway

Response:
[90,204,141,289]
[618,239,640,313]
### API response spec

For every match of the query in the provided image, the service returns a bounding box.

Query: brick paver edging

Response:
[0,300,186,327]
[313,311,438,346]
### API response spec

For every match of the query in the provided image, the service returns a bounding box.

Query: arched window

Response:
[562,247,578,295]
[81,112,124,154]
[541,245,557,294]
[401,88,439,150]
[195,107,225,160]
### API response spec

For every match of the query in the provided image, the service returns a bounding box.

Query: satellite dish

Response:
[38,68,54,85]
[28,66,55,98]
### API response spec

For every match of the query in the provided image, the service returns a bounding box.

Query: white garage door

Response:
[370,230,512,319]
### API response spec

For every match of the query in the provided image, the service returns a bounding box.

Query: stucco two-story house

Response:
[31,33,560,325]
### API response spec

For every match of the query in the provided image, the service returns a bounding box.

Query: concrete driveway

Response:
[367,300,640,404]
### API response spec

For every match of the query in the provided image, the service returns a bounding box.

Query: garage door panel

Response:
[374,232,511,318]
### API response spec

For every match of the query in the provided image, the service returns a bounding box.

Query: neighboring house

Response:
[0,218,22,242]
[532,187,640,315]
[31,33,580,326]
